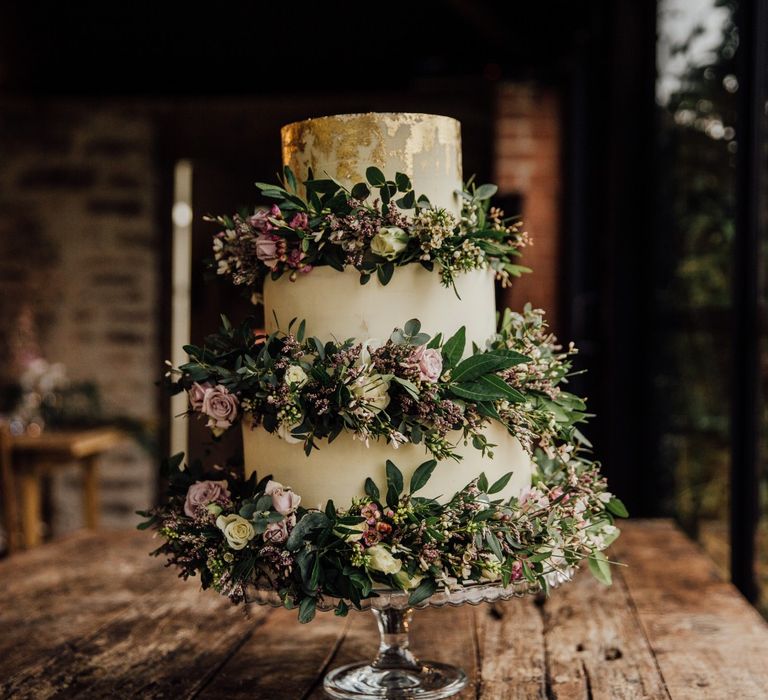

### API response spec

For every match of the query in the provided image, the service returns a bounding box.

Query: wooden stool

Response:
[6,427,125,550]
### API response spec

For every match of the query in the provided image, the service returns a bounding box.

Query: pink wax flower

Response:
[249,204,282,232]
[188,381,212,411]
[413,345,443,383]
[289,212,309,230]
[201,384,239,435]
[264,480,302,515]
[255,234,280,269]
[183,480,231,519]
[511,561,523,581]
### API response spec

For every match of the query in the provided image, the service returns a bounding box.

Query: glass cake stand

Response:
[246,579,540,699]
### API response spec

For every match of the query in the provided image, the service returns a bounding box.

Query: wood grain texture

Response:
[0,521,767,699]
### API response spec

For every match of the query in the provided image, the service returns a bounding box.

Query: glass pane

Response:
[655,0,738,574]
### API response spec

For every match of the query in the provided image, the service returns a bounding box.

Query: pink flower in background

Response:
[264,480,302,515]
[184,480,231,518]
[249,204,282,232]
[289,212,309,230]
[510,561,523,581]
[255,234,280,269]
[201,385,239,435]
[188,382,212,411]
[413,345,443,383]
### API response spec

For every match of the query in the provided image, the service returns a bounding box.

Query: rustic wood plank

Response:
[541,564,670,699]
[476,596,547,699]
[616,520,768,700]
[410,604,480,700]
[198,605,350,699]
[0,575,266,699]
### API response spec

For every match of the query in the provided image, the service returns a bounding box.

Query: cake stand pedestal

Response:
[247,579,538,699]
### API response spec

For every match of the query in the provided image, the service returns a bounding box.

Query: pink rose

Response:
[263,514,296,544]
[249,204,281,232]
[413,345,443,383]
[188,382,212,411]
[201,385,239,436]
[264,479,302,515]
[289,212,309,230]
[184,479,231,518]
[255,234,280,269]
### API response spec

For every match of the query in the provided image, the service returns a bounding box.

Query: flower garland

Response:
[138,448,626,623]
[167,305,589,463]
[204,166,531,292]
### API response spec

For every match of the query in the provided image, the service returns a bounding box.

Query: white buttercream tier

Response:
[265,265,498,353]
[281,113,463,217]
[243,417,533,510]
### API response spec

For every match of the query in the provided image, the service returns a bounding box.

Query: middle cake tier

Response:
[246,264,534,508]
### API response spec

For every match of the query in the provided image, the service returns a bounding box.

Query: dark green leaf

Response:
[386,460,404,507]
[377,263,394,286]
[364,477,380,501]
[285,511,330,551]
[408,578,437,605]
[395,191,416,209]
[404,319,421,336]
[488,471,513,494]
[351,182,371,200]
[442,327,466,368]
[298,596,317,623]
[410,459,437,494]
[395,172,412,192]
[366,166,386,187]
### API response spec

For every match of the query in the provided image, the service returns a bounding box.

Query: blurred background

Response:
[0,0,765,614]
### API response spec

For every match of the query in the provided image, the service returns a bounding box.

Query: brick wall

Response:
[494,83,563,333]
[0,100,159,534]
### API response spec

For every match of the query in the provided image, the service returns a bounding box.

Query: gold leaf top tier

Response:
[281,112,463,216]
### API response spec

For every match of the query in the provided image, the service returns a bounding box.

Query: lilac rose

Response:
[249,204,281,232]
[264,479,301,515]
[184,479,231,518]
[413,345,443,383]
[255,234,280,269]
[263,514,296,544]
[188,381,212,411]
[201,384,240,436]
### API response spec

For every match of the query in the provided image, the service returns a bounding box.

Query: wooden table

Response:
[1,520,767,699]
[5,427,126,550]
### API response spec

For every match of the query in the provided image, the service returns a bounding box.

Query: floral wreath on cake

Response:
[141,166,625,623]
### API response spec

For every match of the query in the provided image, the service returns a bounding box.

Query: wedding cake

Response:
[241,113,533,508]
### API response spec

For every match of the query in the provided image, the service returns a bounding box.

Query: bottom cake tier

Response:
[243,417,533,509]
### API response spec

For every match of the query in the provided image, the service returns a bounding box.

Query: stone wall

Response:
[494,82,563,332]
[0,100,158,534]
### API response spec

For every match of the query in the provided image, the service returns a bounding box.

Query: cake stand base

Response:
[323,608,468,699]
[324,660,466,699]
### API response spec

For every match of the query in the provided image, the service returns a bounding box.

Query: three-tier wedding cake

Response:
[241,113,533,508]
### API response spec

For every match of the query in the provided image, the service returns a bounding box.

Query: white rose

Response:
[366,544,402,575]
[352,373,391,414]
[371,226,409,261]
[216,514,256,550]
[393,570,424,590]
[284,365,308,388]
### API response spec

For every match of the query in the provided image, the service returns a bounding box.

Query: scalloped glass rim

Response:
[244,577,544,613]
